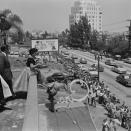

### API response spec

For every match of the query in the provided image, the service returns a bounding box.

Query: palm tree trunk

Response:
[3,36,6,45]
[2,31,7,45]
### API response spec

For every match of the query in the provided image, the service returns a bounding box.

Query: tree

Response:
[0,9,23,45]
[25,31,32,39]
[90,30,99,50]
[68,23,81,48]
[58,28,69,47]
[68,16,91,49]
[78,16,91,49]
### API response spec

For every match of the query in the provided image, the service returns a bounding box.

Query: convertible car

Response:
[116,73,131,87]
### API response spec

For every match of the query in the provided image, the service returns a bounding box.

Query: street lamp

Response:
[97,54,100,82]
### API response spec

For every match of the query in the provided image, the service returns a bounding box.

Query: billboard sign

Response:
[32,39,58,52]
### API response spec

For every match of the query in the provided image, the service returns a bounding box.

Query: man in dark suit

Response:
[0,45,15,104]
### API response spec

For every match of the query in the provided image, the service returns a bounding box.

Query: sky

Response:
[0,0,130,33]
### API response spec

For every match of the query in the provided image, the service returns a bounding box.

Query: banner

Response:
[32,39,58,52]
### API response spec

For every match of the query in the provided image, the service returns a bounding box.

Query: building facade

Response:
[69,0,103,32]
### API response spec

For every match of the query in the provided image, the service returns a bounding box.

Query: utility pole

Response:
[97,54,100,82]
[127,20,131,51]
[129,21,131,50]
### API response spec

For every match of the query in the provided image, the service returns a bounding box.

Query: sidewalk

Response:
[89,103,127,131]
[38,68,97,131]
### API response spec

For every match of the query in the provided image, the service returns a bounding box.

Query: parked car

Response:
[105,54,112,58]
[10,51,14,55]
[79,58,87,64]
[46,72,68,83]
[114,55,121,60]
[63,52,69,55]
[78,64,87,71]
[14,51,19,55]
[111,65,127,74]
[91,63,104,72]
[88,70,98,79]
[105,59,116,66]
[88,67,97,71]
[75,60,80,64]
[116,73,131,87]
[71,55,78,59]
[123,58,131,64]
[87,67,98,80]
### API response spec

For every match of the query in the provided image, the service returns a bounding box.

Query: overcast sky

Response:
[0,0,130,33]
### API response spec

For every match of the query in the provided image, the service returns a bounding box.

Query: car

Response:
[67,47,71,50]
[14,51,19,55]
[91,63,104,72]
[111,65,127,74]
[123,58,131,64]
[75,60,80,64]
[83,49,87,52]
[105,59,116,66]
[88,66,97,71]
[63,52,69,55]
[10,51,14,55]
[71,55,78,59]
[114,55,121,60]
[86,67,98,80]
[46,72,68,83]
[105,54,112,58]
[79,58,87,64]
[116,73,131,87]
[78,64,87,71]
[88,70,98,80]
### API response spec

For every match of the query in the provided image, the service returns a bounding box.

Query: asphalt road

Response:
[63,49,131,107]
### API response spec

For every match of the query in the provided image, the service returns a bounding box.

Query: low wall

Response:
[22,75,39,131]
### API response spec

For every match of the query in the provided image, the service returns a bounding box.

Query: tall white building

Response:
[69,0,103,32]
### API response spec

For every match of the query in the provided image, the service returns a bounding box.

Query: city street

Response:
[0,0,130,130]
[63,49,131,107]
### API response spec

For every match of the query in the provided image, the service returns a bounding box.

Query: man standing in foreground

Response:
[0,45,16,102]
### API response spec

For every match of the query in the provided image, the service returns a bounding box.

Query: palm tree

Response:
[0,9,23,45]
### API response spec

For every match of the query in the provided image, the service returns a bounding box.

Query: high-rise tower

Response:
[69,0,103,32]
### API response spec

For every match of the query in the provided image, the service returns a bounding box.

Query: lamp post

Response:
[97,54,100,82]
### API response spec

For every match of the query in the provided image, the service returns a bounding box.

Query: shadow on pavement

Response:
[5,91,27,102]
[0,106,12,113]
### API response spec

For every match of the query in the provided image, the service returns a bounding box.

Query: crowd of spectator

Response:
[87,80,131,131]
[58,52,131,131]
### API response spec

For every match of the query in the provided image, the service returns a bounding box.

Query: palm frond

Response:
[10,22,24,34]
[0,9,12,17]
[8,14,23,25]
